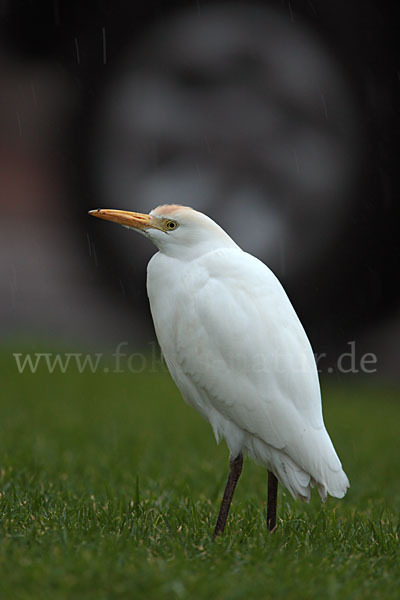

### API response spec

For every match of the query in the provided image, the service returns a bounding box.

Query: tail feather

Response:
[247,434,349,501]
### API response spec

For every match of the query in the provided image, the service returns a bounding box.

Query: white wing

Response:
[147,247,348,498]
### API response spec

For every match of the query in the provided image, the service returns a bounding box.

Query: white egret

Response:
[89,205,349,536]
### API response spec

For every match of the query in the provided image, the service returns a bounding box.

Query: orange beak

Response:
[88,209,161,232]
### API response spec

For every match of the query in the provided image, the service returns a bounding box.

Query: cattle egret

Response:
[89,205,349,537]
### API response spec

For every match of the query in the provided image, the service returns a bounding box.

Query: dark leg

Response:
[213,453,243,538]
[267,470,278,532]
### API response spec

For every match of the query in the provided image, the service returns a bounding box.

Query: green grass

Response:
[0,349,399,599]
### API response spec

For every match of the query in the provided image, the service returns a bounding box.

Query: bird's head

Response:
[89,204,238,259]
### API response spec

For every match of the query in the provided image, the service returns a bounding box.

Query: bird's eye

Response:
[165,220,178,231]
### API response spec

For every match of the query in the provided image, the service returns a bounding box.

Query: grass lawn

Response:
[0,349,399,599]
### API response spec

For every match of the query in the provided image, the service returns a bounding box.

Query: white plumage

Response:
[90,203,349,531]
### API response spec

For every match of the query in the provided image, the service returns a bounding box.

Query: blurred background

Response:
[0,0,398,376]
